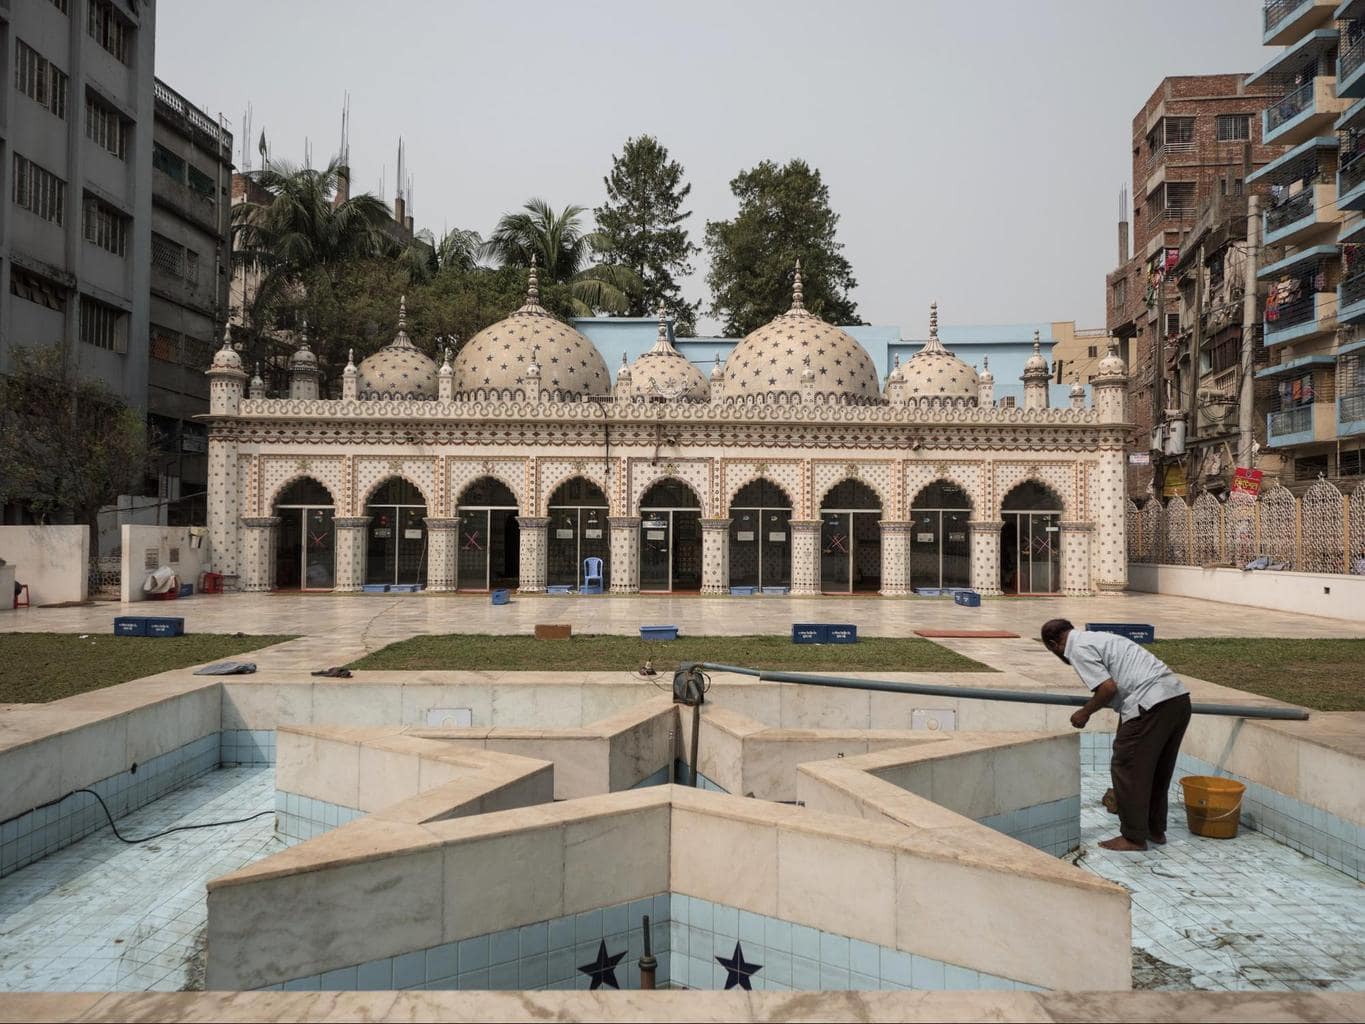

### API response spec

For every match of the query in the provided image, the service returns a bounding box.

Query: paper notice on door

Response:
[373,528,392,539]
[555,529,574,539]
[404,529,423,540]
[737,531,755,542]
[768,532,786,542]
[949,532,966,542]
[916,532,935,543]
[585,529,603,539]
[646,530,666,541]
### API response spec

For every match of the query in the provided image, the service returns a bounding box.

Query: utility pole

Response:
[1238,195,1260,469]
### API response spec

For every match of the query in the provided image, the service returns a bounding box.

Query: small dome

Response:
[1070,381,1086,398]
[454,261,610,398]
[979,355,994,383]
[710,353,725,382]
[901,303,979,405]
[289,326,317,369]
[626,307,709,401]
[722,261,880,403]
[210,329,244,373]
[358,297,438,400]
[1023,331,1050,376]
[1095,337,1127,378]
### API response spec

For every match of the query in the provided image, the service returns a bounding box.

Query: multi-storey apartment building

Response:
[1106,75,1283,497]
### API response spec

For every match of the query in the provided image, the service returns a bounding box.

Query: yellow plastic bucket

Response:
[1179,775,1245,839]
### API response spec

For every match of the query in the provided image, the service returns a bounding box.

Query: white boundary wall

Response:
[0,525,89,606]
[119,525,211,603]
[1128,563,1365,623]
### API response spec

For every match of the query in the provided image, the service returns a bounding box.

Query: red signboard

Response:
[1230,467,1263,496]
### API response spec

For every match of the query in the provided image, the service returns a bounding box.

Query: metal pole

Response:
[638,915,657,990]
[681,662,1310,721]
[1238,195,1260,469]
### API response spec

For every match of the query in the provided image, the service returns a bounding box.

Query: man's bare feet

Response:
[1101,788,1118,815]
[1149,833,1167,845]
[1099,835,1148,851]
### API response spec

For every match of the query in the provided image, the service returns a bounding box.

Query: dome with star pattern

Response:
[358,298,438,400]
[721,263,880,404]
[453,264,609,399]
[626,308,709,402]
[899,303,978,407]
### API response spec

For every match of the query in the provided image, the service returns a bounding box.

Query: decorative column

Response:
[1060,521,1094,596]
[516,517,549,593]
[239,516,279,592]
[878,521,912,596]
[968,519,1004,596]
[424,517,460,592]
[332,516,371,592]
[789,519,822,595]
[700,518,732,594]
[608,517,641,593]
[1092,447,1130,594]
[207,436,239,579]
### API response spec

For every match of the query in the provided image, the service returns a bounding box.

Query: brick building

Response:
[1105,75,1284,498]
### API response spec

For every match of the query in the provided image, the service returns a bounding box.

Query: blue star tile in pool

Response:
[578,938,626,990]
[716,940,762,990]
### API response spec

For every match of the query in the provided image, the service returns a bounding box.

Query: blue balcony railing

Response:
[1265,0,1304,34]
[1341,149,1365,199]
[1340,388,1365,425]
[1269,404,1313,437]
[1265,188,1315,235]
[1267,81,1316,133]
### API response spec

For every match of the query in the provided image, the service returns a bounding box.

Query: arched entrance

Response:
[1001,480,1062,595]
[365,478,428,587]
[820,480,882,593]
[547,477,609,588]
[728,479,792,591]
[639,479,701,592]
[457,477,520,591]
[273,478,335,590]
[910,480,972,591]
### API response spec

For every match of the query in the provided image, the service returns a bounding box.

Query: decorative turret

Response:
[977,355,995,408]
[884,354,905,404]
[899,302,979,407]
[207,325,247,416]
[709,353,725,403]
[625,304,710,402]
[800,354,817,403]
[525,344,546,402]
[288,323,320,400]
[357,296,439,400]
[1091,336,1128,424]
[614,351,633,403]
[1070,380,1086,410]
[438,344,455,401]
[1022,330,1051,411]
[342,348,358,400]
[248,362,267,399]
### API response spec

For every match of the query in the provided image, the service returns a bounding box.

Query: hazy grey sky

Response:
[158,0,1267,334]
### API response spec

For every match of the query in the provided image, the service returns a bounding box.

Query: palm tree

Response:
[483,198,640,315]
[397,226,485,284]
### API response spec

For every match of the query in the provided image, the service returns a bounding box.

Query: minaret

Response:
[1091,337,1128,424]
[710,353,725,403]
[1022,330,1051,410]
[614,350,633,403]
[1070,380,1087,410]
[977,355,995,408]
[438,344,455,402]
[206,325,246,416]
[248,362,266,399]
[885,354,905,404]
[288,322,320,400]
[800,354,817,403]
[525,344,545,402]
[342,348,358,400]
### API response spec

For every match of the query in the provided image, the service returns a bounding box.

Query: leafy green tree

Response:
[396,226,484,284]
[0,346,149,527]
[704,159,861,336]
[483,199,640,315]
[594,136,700,335]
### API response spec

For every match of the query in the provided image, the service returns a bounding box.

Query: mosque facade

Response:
[203,264,1131,598]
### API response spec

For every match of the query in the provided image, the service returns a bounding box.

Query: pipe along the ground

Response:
[674,662,1311,721]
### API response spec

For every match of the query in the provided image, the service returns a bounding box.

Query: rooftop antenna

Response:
[396,137,405,201]
[339,91,350,167]
[241,103,253,171]
[304,136,311,169]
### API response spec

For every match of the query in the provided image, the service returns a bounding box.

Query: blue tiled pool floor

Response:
[1076,767,1365,992]
[0,766,284,993]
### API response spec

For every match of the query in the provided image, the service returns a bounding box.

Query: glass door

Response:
[942,509,971,589]
[851,511,882,592]
[275,508,304,590]
[458,510,491,590]
[821,512,853,593]
[547,506,610,587]
[303,508,336,589]
[672,510,701,590]
[640,511,671,591]
[1023,513,1060,594]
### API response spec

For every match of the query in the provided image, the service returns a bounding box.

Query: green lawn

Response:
[349,633,994,674]
[1148,638,1365,712]
[0,633,295,704]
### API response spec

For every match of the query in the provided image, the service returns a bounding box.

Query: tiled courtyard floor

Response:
[1076,768,1365,992]
[0,767,284,993]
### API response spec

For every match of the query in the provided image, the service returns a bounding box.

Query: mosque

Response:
[203,263,1131,597]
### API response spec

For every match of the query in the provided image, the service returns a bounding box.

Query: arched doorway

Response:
[639,479,701,592]
[729,479,792,591]
[910,481,972,591]
[365,478,428,587]
[273,478,335,590]
[457,477,519,591]
[820,480,881,593]
[1001,480,1062,595]
[547,477,609,588]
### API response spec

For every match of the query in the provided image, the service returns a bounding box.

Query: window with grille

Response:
[15,40,68,119]
[187,164,215,199]
[87,0,133,63]
[9,268,67,312]
[85,95,128,159]
[1087,345,1098,358]
[80,296,128,353]
[1166,312,1181,337]
[1164,118,1195,145]
[150,325,180,363]
[185,250,199,283]
[152,143,186,183]
[12,154,66,225]
[1216,114,1251,141]
[151,232,184,276]
[83,195,128,256]
[1341,448,1364,476]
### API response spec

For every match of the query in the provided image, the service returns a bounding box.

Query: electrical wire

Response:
[26,787,274,846]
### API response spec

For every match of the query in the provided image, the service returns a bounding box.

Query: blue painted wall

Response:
[571,319,1072,408]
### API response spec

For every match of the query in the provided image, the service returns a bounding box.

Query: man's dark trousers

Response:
[1110,693,1192,843]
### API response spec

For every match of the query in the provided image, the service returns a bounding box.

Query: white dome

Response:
[1095,336,1127,378]
[358,298,438,400]
[722,263,879,403]
[626,309,709,401]
[901,303,979,406]
[453,264,609,398]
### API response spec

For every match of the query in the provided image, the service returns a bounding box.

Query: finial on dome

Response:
[983,355,989,370]
[791,259,805,312]
[527,255,540,305]
[711,352,724,380]
[439,345,453,373]
[800,352,815,383]
[221,323,233,347]
[929,302,939,338]
[346,348,355,370]
[620,350,629,367]
[398,295,407,331]
[527,343,541,376]
[657,302,668,339]
[1032,330,1041,353]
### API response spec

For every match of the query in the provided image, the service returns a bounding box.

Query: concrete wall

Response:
[1128,563,1365,622]
[0,525,90,606]
[119,524,210,601]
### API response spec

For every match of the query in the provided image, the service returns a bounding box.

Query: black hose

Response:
[23,787,274,845]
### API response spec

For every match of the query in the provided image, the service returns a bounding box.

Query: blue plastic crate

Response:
[144,616,185,637]
[546,585,574,595]
[1086,622,1155,644]
[914,587,943,597]
[491,589,511,606]
[827,624,858,643]
[114,616,147,637]
[954,591,981,607]
[178,583,194,597]
[730,586,757,596]
[761,586,790,596]
[361,584,390,593]
[640,625,679,641]
[792,623,828,644]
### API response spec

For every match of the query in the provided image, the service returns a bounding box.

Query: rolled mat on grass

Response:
[914,629,1020,639]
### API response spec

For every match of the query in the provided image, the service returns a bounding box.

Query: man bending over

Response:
[1040,618,1191,852]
